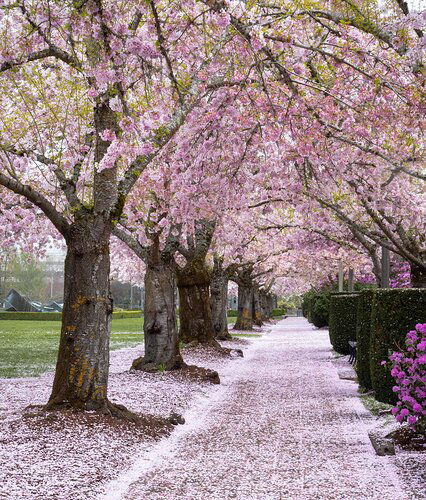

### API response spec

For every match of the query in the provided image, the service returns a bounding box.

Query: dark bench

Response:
[348,341,357,365]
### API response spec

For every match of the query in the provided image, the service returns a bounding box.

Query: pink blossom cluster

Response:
[390,261,411,289]
[388,324,426,430]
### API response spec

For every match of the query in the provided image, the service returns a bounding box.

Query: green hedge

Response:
[227,308,285,318]
[356,289,375,391]
[301,294,311,318]
[272,308,286,317]
[112,311,143,319]
[0,310,143,321]
[310,294,329,328]
[370,288,426,404]
[328,293,359,354]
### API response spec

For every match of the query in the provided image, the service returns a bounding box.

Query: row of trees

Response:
[0,0,424,417]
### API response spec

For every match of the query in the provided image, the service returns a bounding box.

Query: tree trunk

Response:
[234,284,253,330]
[410,263,426,288]
[177,260,216,344]
[252,286,263,327]
[211,258,231,340]
[260,290,270,321]
[132,243,183,372]
[267,294,274,319]
[48,221,114,412]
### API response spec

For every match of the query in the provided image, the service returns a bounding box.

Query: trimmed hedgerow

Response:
[328,293,359,354]
[370,288,426,405]
[310,294,329,328]
[302,293,312,318]
[0,310,143,321]
[355,289,375,391]
[272,308,286,317]
[227,307,284,318]
[111,310,143,319]
[0,311,63,321]
[301,298,308,318]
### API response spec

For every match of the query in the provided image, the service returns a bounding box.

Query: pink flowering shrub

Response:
[387,324,426,431]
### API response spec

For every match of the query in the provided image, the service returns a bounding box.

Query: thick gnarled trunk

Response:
[48,222,113,412]
[252,286,263,327]
[132,245,182,372]
[234,284,253,330]
[211,258,231,340]
[178,261,215,344]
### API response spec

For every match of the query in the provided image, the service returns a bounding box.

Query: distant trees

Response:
[0,250,47,303]
[9,254,48,302]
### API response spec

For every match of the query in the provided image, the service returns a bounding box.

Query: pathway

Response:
[102,318,422,500]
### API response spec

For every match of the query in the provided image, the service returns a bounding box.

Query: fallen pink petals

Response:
[0,320,424,500]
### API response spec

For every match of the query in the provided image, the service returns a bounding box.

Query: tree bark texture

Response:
[48,220,113,411]
[252,285,263,327]
[267,294,275,318]
[177,260,216,344]
[260,290,271,321]
[211,257,231,340]
[132,242,183,371]
[234,284,253,330]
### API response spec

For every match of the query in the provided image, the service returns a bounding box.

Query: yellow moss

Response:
[72,295,88,311]
[68,363,76,381]
[93,384,105,399]
[77,358,90,388]
[242,308,251,319]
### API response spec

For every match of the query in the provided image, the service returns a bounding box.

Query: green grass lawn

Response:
[0,318,144,378]
[0,316,251,378]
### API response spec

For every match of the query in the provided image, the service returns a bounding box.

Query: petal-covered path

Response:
[103,318,425,500]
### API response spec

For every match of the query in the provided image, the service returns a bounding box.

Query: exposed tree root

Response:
[129,354,221,383]
[233,322,253,331]
[129,358,221,384]
[179,363,221,384]
[42,399,141,422]
[184,339,243,359]
[24,401,173,437]
[216,331,233,341]
[131,354,184,373]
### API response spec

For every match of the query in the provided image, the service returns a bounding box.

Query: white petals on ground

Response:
[107,318,425,500]
[0,339,247,500]
[0,319,424,499]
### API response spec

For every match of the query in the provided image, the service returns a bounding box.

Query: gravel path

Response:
[103,317,425,500]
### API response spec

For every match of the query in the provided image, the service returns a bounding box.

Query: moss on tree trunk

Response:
[48,221,113,412]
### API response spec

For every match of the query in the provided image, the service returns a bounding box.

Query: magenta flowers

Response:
[388,324,426,430]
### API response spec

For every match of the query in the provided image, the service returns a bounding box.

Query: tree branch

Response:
[149,0,184,104]
[0,171,69,236]
[112,226,148,261]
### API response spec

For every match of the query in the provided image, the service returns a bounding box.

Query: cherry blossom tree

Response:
[0,0,248,414]
[0,0,424,417]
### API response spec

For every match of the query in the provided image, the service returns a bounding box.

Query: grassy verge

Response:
[360,393,393,417]
[0,318,144,378]
[0,316,258,378]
